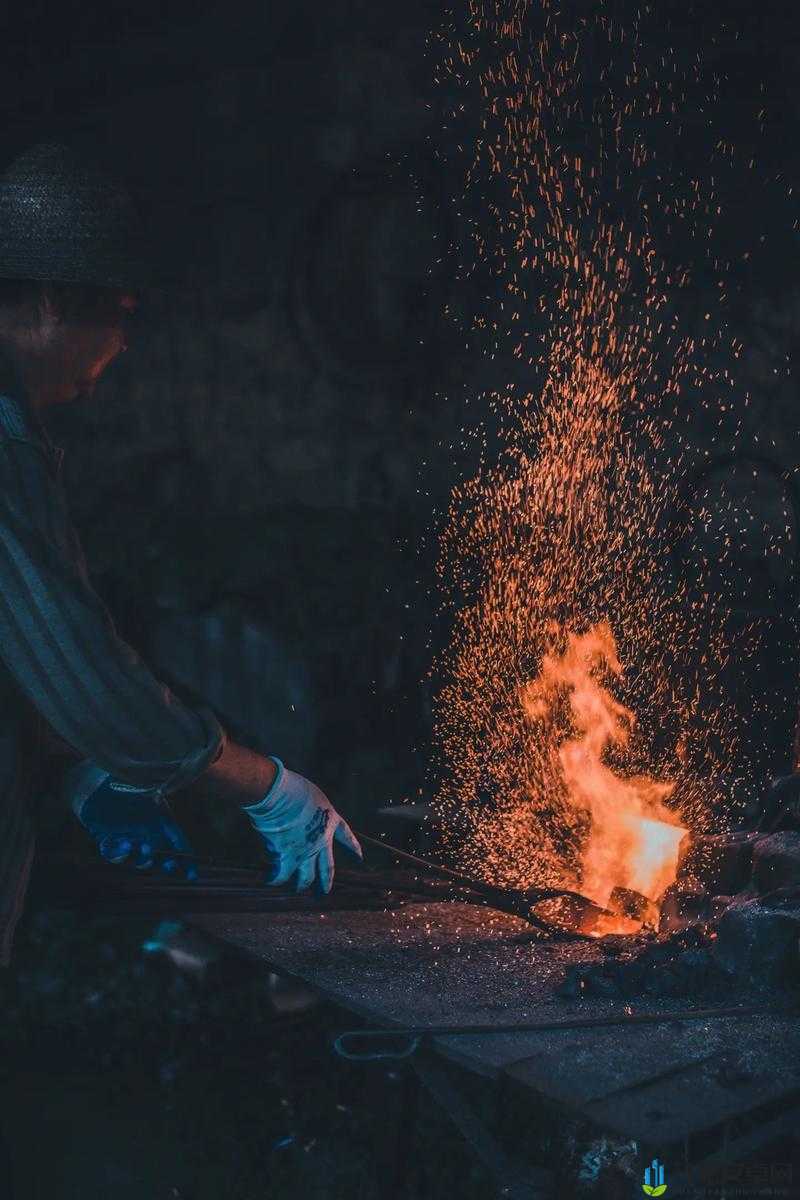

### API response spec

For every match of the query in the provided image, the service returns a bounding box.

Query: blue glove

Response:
[64,761,197,878]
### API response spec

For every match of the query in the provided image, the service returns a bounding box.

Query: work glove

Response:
[242,757,363,893]
[64,760,197,878]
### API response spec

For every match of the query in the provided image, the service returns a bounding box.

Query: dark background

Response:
[2,0,482,831]
[1,0,800,810]
[2,1,800,1196]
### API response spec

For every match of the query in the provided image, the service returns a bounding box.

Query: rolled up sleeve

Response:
[0,436,226,795]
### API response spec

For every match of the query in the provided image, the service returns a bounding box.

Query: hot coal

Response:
[529,891,618,935]
[608,886,659,927]
[552,814,800,1002]
[657,886,732,936]
[557,924,721,1000]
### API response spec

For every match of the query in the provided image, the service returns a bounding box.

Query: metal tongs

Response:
[352,831,607,940]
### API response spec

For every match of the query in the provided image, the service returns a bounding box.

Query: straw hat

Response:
[0,141,154,291]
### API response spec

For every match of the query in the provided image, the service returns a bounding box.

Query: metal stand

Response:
[384,1049,553,1200]
[413,1053,553,1199]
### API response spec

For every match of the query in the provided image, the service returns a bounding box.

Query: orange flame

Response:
[521,621,687,923]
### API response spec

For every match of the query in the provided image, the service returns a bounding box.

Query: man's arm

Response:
[0,434,231,796]
[0,434,357,888]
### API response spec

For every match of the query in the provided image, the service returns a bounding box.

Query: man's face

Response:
[58,289,140,402]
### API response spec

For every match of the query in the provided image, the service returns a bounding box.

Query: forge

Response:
[422,597,800,980]
[419,612,800,985]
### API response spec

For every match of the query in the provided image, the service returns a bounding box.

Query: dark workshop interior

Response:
[1,1,800,1197]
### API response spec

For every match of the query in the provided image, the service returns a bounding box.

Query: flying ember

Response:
[429,0,745,933]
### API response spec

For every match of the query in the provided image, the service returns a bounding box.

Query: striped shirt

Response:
[0,359,226,964]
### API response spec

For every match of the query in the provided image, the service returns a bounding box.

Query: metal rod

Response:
[52,831,601,937]
[362,1003,777,1041]
[336,1002,776,1040]
[332,1002,791,1059]
[86,832,589,915]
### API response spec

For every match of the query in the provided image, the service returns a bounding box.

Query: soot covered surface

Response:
[187,899,778,1044]
[189,898,800,1145]
[193,899,608,1032]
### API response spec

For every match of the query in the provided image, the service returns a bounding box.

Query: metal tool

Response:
[352,830,605,938]
[331,1003,783,1061]
[41,828,607,938]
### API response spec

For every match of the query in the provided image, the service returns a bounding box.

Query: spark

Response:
[427,0,762,917]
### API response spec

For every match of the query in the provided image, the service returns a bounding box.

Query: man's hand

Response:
[64,761,197,878]
[242,759,363,893]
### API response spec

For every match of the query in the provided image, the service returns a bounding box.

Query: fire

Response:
[522,622,687,929]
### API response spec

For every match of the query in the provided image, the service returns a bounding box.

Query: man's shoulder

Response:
[0,393,63,477]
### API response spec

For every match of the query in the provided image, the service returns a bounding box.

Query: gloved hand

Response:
[242,758,362,893]
[64,761,197,878]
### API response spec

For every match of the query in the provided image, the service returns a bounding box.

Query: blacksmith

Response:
[0,141,362,966]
